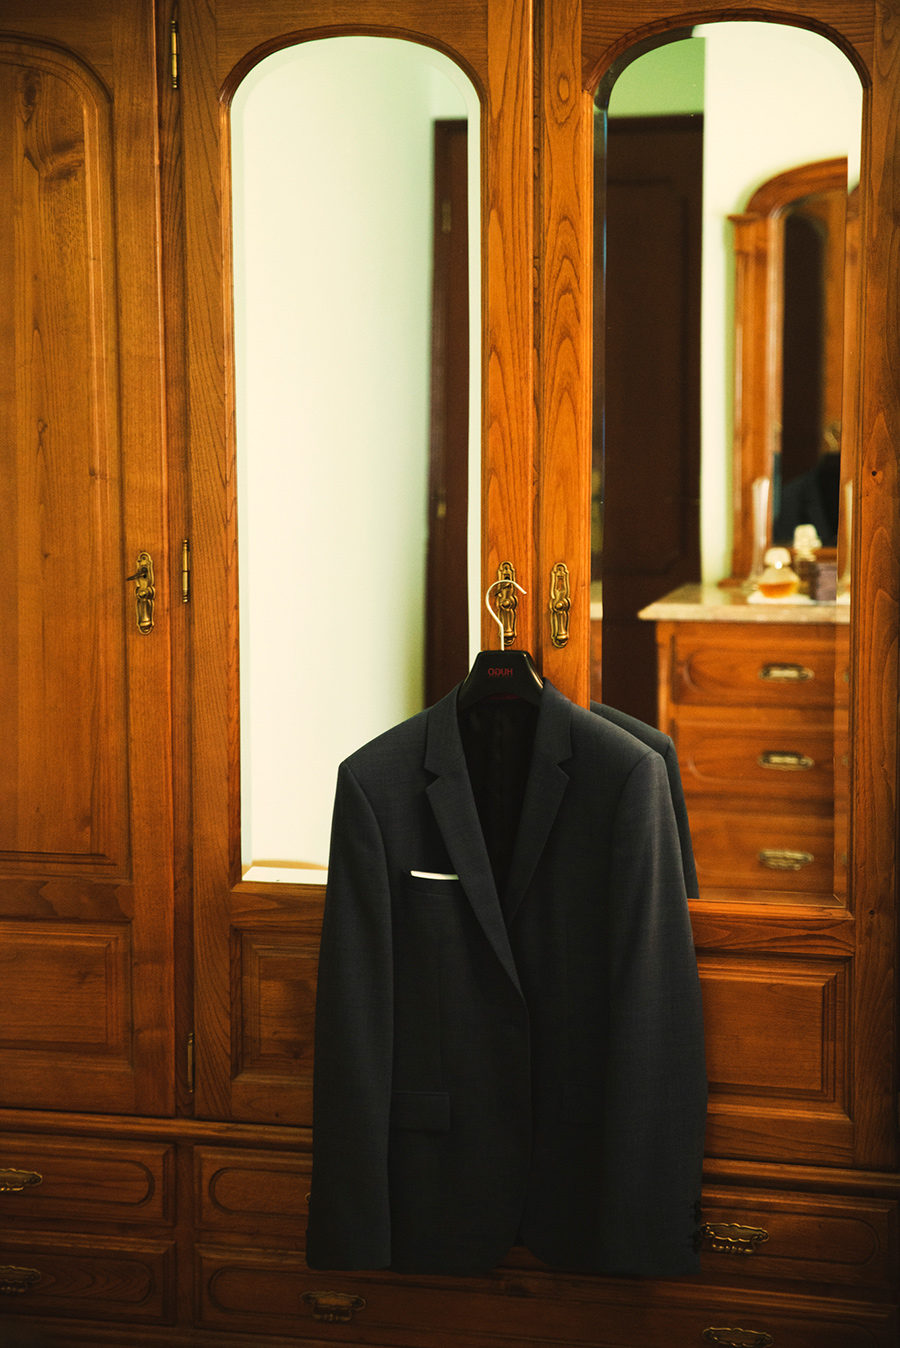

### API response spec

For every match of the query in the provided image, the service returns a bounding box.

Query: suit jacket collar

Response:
[424,681,573,989]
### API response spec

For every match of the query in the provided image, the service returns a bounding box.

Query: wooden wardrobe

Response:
[0,2,897,1344]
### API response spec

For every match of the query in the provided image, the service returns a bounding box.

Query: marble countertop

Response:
[638,582,851,624]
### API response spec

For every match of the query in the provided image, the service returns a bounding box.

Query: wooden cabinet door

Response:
[0,1,176,1114]
[180,0,552,1123]
[575,0,899,1174]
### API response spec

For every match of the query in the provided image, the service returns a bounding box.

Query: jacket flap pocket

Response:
[391,1089,451,1132]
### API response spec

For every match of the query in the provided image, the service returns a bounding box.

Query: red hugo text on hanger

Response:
[457,576,543,708]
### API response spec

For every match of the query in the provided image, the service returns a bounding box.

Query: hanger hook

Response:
[485,578,526,652]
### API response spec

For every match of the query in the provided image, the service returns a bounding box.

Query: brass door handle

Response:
[0,1266,41,1295]
[125,551,155,634]
[0,1168,42,1192]
[549,561,570,648]
[302,1291,366,1323]
[701,1221,769,1255]
[495,561,519,647]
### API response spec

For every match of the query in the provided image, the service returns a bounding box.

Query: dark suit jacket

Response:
[591,702,699,898]
[307,681,707,1277]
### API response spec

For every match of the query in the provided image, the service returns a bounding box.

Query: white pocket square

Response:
[410,870,459,881]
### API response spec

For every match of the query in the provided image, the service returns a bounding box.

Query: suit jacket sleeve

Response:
[598,749,707,1273]
[306,761,394,1269]
[659,737,700,899]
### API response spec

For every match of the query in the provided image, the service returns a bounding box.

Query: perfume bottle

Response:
[757,546,800,599]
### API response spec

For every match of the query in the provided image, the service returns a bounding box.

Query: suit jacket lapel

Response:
[503,681,572,925]
[424,690,523,996]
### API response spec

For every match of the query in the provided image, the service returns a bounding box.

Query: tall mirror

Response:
[230,37,481,878]
[595,22,861,907]
[730,156,858,569]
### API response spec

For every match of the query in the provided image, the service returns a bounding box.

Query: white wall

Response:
[232,38,479,872]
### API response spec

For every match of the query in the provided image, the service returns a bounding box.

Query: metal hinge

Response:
[181,538,191,603]
[169,15,180,90]
[186,1031,195,1094]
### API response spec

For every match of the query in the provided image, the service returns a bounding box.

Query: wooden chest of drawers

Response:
[650,607,849,905]
[1,1122,897,1347]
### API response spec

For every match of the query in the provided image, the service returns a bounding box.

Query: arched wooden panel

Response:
[0,4,175,1118]
[0,44,128,873]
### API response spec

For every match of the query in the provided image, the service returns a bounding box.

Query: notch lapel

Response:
[424,690,523,996]
[503,681,572,926]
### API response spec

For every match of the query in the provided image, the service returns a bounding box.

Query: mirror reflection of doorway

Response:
[596,112,703,725]
[426,119,470,704]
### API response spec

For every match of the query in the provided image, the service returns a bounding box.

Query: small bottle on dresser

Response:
[792,523,822,597]
[757,546,800,599]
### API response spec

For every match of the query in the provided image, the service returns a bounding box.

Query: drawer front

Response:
[0,1230,175,1324]
[701,1188,899,1290]
[0,1135,175,1225]
[677,720,835,802]
[690,809,835,898]
[196,1244,897,1347]
[671,631,836,707]
[195,1146,310,1236]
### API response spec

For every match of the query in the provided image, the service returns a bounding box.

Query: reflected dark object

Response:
[773,451,841,546]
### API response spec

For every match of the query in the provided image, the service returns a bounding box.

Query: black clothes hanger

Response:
[457,580,544,710]
[457,648,543,708]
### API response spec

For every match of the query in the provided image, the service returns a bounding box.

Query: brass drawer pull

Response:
[703,1331,773,1348]
[0,1168,43,1192]
[302,1291,366,1323]
[759,848,814,871]
[759,662,813,682]
[0,1266,41,1295]
[758,750,814,771]
[702,1221,769,1255]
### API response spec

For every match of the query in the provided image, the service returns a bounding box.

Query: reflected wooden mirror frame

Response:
[728,157,859,582]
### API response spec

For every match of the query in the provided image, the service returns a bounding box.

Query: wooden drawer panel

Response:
[670,629,836,707]
[195,1146,310,1235]
[677,720,835,802]
[196,1244,898,1346]
[699,952,852,1165]
[701,1187,899,1290]
[0,1230,175,1324]
[0,1135,175,1225]
[690,809,835,898]
[700,953,848,1108]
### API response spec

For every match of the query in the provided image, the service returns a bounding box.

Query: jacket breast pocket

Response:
[390,1088,451,1132]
